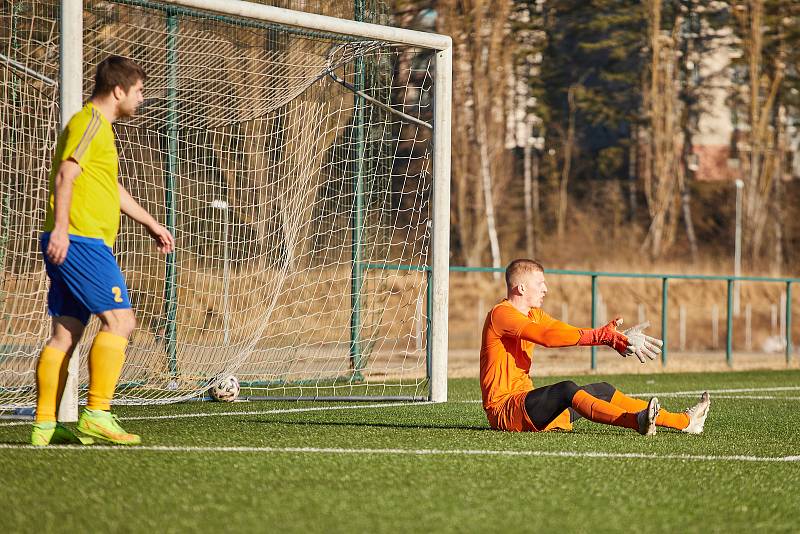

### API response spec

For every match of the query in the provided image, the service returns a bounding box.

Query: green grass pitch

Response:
[1,369,799,533]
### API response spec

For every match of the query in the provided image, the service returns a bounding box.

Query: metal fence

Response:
[449,266,797,370]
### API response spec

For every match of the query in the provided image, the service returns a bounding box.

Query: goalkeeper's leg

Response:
[525,381,658,435]
[598,383,691,431]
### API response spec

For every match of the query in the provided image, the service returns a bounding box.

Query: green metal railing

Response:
[448,266,797,370]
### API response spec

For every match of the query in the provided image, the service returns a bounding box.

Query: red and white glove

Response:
[577,317,630,357]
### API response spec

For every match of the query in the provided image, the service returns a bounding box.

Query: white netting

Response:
[0,0,437,409]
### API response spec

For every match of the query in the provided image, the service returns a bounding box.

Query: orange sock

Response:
[35,345,70,423]
[571,389,638,430]
[87,331,128,411]
[610,390,689,430]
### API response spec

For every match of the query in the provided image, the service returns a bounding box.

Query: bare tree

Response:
[641,0,683,259]
[438,0,514,269]
[731,0,787,267]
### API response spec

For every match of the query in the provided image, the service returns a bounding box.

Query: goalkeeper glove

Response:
[622,321,663,363]
[577,317,629,357]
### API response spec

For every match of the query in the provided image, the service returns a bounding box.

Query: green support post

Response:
[726,278,734,367]
[426,269,432,379]
[661,278,668,367]
[349,0,366,379]
[786,281,793,365]
[163,11,179,378]
[591,275,598,370]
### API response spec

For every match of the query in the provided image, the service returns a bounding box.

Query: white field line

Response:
[0,443,797,463]
[630,386,800,397]
[0,401,432,427]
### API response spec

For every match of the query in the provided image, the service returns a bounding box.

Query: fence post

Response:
[591,274,597,371]
[661,278,668,367]
[726,278,734,367]
[712,304,719,349]
[679,304,686,351]
[745,303,752,351]
[787,281,793,365]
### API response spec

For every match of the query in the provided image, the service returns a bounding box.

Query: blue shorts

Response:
[40,233,131,325]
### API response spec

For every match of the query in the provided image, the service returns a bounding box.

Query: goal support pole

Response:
[430,45,451,403]
[57,0,83,422]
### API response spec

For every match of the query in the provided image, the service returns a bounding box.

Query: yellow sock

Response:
[35,345,69,423]
[87,331,128,411]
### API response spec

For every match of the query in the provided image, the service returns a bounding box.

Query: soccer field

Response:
[2,369,799,533]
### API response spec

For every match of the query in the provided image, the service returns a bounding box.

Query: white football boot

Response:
[681,392,711,434]
[637,397,660,436]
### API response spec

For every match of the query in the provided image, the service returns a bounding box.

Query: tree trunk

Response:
[523,142,534,258]
[557,84,577,240]
[476,110,502,274]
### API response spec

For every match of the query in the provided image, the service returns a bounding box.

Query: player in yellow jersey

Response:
[31,56,174,446]
[479,259,710,435]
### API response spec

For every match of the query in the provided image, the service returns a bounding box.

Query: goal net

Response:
[0,0,451,411]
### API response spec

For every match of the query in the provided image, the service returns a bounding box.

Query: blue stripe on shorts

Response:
[40,233,131,325]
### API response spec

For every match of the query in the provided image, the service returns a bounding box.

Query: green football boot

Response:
[31,422,95,446]
[77,409,141,445]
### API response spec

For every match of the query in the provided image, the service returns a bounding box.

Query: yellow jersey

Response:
[44,102,120,247]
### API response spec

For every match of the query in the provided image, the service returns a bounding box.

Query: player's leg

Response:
[88,307,135,412]
[592,382,709,432]
[33,237,94,445]
[564,381,616,423]
[32,317,89,445]
[525,381,582,429]
[35,316,84,425]
[526,380,660,435]
[77,305,141,445]
[50,235,140,444]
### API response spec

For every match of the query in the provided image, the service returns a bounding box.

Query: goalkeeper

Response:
[480,259,710,435]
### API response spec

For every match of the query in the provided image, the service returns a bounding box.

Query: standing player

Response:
[480,259,710,435]
[31,56,174,446]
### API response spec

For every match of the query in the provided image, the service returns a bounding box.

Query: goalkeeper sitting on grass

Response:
[480,259,710,436]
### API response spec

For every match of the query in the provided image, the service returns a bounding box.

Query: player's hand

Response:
[622,321,663,363]
[578,316,629,357]
[147,223,174,254]
[46,229,70,265]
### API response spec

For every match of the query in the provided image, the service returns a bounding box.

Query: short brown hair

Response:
[505,258,544,289]
[92,56,146,97]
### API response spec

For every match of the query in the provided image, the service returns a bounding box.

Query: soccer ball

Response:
[210,375,240,402]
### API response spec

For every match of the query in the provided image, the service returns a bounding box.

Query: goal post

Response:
[0,0,451,412]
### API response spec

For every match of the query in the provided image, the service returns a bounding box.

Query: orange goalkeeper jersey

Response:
[479,300,583,432]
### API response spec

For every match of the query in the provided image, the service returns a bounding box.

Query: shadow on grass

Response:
[246,418,494,432]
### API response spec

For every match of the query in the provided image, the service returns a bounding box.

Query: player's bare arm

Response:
[118,183,174,254]
[46,159,82,265]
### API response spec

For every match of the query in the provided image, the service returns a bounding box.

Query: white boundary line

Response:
[630,386,800,397]
[0,443,797,463]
